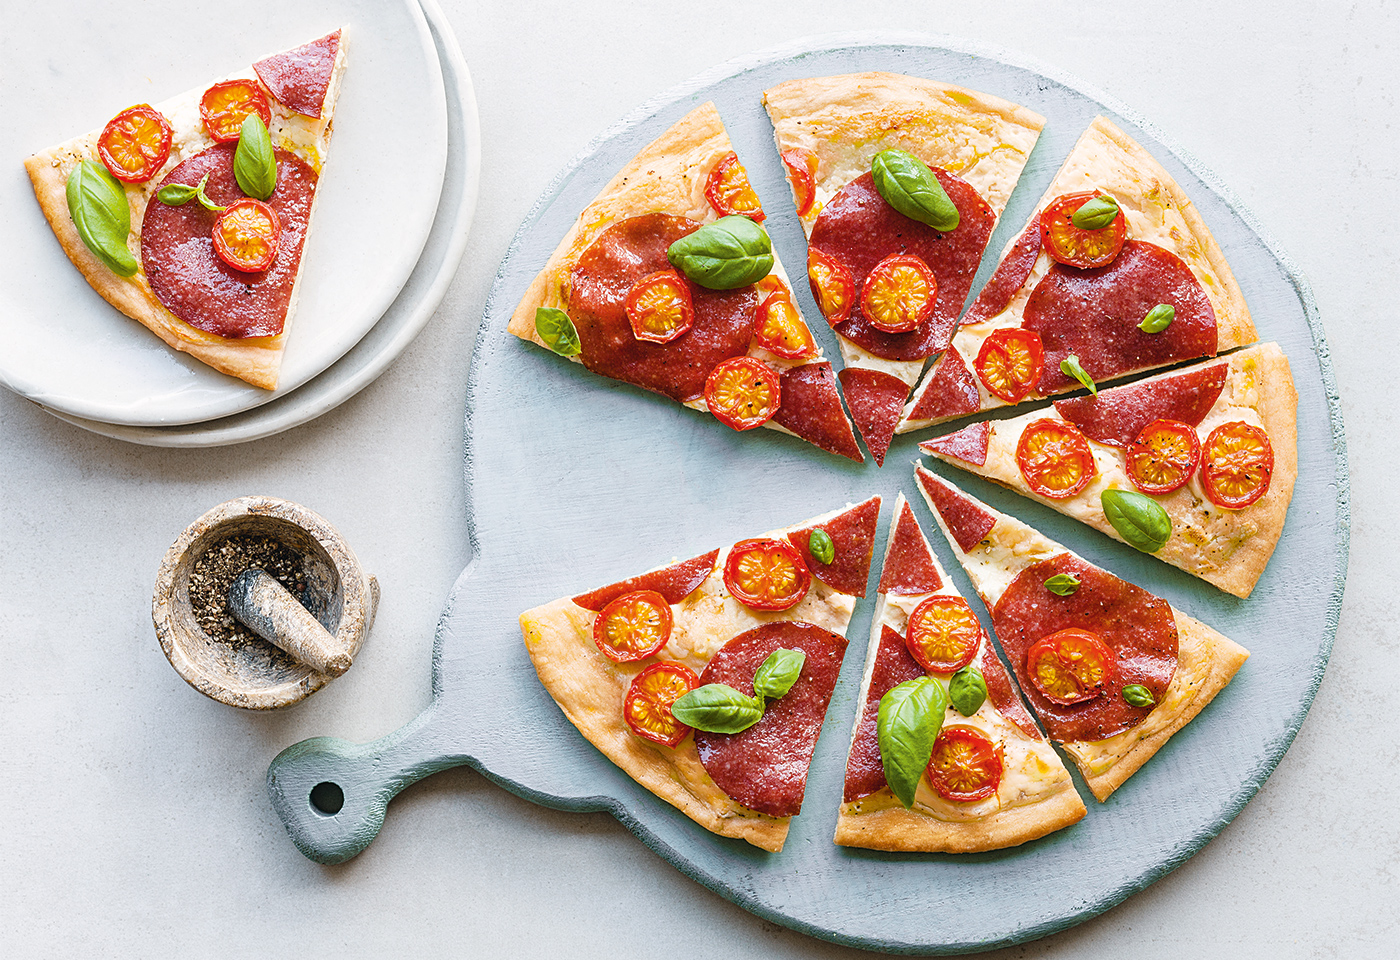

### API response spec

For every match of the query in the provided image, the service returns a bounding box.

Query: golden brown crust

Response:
[834,784,1086,853]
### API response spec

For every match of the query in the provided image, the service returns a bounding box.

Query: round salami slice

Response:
[695,621,848,818]
[878,502,943,596]
[961,220,1042,327]
[567,215,757,403]
[1053,361,1229,447]
[253,30,341,119]
[786,496,881,597]
[919,421,990,467]
[809,171,995,361]
[571,549,718,611]
[907,348,980,422]
[992,554,1178,743]
[843,625,925,802]
[916,468,997,554]
[770,361,864,463]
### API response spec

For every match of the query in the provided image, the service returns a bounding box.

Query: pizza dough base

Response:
[834,783,1086,853]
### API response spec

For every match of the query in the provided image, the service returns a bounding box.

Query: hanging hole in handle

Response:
[309,781,345,815]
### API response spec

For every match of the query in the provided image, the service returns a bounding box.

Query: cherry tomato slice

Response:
[212,199,281,273]
[704,357,781,431]
[1026,628,1118,705]
[592,590,673,663]
[625,269,694,343]
[780,147,818,216]
[704,151,765,222]
[624,661,698,747]
[905,596,983,673]
[723,538,811,611]
[861,254,938,333]
[807,249,856,325]
[1126,418,1201,495]
[927,726,1003,802]
[753,289,818,359]
[200,80,273,143]
[1016,419,1097,499]
[975,328,1044,403]
[97,105,173,183]
[1040,192,1127,269]
[1201,421,1274,508]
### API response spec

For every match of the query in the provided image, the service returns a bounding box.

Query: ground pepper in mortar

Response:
[188,535,307,645]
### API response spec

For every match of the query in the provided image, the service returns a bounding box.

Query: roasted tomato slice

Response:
[1126,418,1201,495]
[781,147,818,216]
[212,199,281,273]
[1040,191,1127,269]
[975,328,1044,403]
[1027,628,1118,705]
[624,661,698,747]
[927,726,1003,802]
[1201,421,1274,508]
[1016,419,1097,499]
[593,590,673,663]
[97,105,173,183]
[905,596,983,673]
[704,151,765,222]
[807,249,857,325]
[753,288,818,359]
[625,269,694,343]
[704,357,781,431]
[200,80,273,143]
[861,254,938,333]
[723,538,811,611]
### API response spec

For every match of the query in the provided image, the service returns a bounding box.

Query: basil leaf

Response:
[808,529,835,565]
[871,149,959,231]
[1071,194,1120,230]
[534,307,581,357]
[1123,684,1157,708]
[753,648,805,700]
[1060,355,1097,395]
[1102,489,1172,553]
[666,216,773,289]
[156,183,199,206]
[234,113,277,201]
[1139,303,1175,333]
[671,683,764,734]
[948,666,988,717]
[1044,573,1081,596]
[877,676,948,808]
[65,161,137,277]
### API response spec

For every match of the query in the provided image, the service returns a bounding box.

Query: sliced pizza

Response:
[762,73,1046,464]
[914,469,1248,801]
[519,497,880,851]
[834,494,1085,853]
[25,30,346,390]
[508,102,863,462]
[900,115,1258,432]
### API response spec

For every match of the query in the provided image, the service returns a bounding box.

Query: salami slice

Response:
[838,367,908,466]
[786,496,881,597]
[1053,361,1229,447]
[878,502,943,596]
[770,361,864,463]
[695,622,848,817]
[571,549,718,611]
[962,220,1042,326]
[906,348,980,422]
[916,468,997,553]
[253,30,341,119]
[919,421,990,466]
[843,625,925,802]
[977,641,1042,741]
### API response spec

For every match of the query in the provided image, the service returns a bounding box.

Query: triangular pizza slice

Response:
[834,494,1085,852]
[900,115,1257,432]
[762,73,1045,464]
[915,469,1249,801]
[520,497,881,852]
[508,102,863,462]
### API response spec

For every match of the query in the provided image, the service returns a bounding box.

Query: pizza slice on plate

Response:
[900,115,1258,432]
[834,494,1085,852]
[519,497,880,851]
[25,30,346,390]
[762,73,1045,464]
[915,469,1249,801]
[508,102,863,462]
[919,343,1297,598]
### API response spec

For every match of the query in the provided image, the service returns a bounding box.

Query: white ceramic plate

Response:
[0,0,447,426]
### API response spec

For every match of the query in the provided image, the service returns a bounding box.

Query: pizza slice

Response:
[919,344,1297,598]
[900,115,1258,432]
[508,102,863,463]
[914,469,1249,801]
[834,494,1085,852]
[25,30,346,391]
[519,497,881,851]
[762,73,1045,464]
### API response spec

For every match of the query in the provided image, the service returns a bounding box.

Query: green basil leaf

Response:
[753,648,806,700]
[1102,489,1172,553]
[808,529,835,566]
[233,113,277,201]
[156,183,199,206]
[877,676,948,808]
[666,215,773,289]
[948,666,988,717]
[1044,573,1081,596]
[1139,303,1175,333]
[871,149,959,231]
[534,307,582,357]
[65,161,137,277]
[671,683,764,734]
[1123,684,1157,708]
[195,175,226,212]
[1071,194,1120,230]
[1060,354,1097,395]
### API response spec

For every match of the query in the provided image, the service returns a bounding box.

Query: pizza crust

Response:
[834,783,1085,853]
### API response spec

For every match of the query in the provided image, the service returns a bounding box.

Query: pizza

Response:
[24,30,345,391]
[900,115,1257,432]
[919,343,1297,598]
[519,497,880,851]
[915,468,1249,801]
[834,494,1085,852]
[762,72,1045,464]
[508,102,864,462]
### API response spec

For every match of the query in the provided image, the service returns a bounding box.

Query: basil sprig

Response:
[1139,303,1175,333]
[1102,489,1172,553]
[808,529,835,565]
[666,215,773,289]
[233,113,277,201]
[949,666,988,717]
[1060,355,1097,395]
[1071,194,1120,230]
[671,683,764,734]
[1123,684,1157,708]
[1044,573,1081,596]
[877,676,948,808]
[156,174,226,212]
[753,648,806,699]
[65,161,137,276]
[871,149,959,232]
[534,307,581,356]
